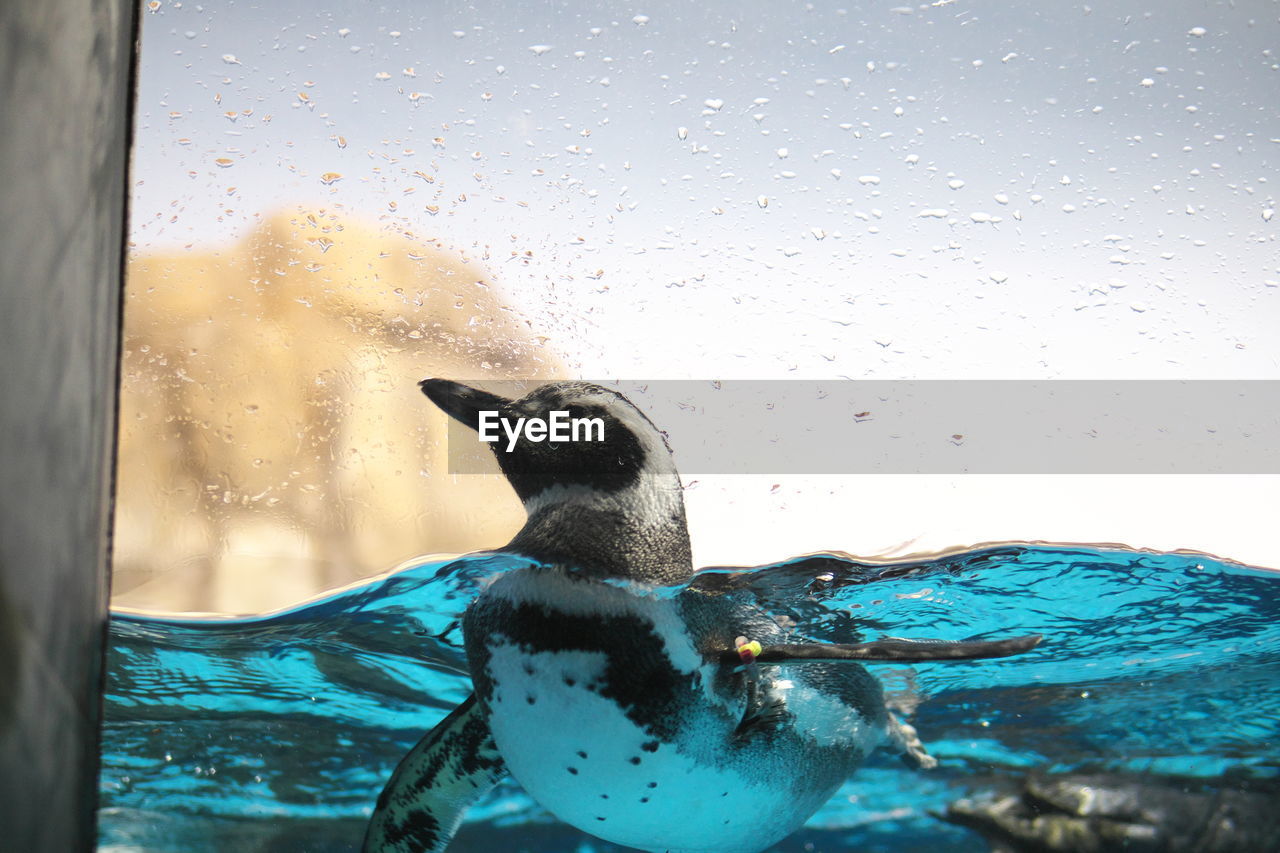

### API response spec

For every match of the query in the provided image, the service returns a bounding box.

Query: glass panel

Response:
[106,2,1280,848]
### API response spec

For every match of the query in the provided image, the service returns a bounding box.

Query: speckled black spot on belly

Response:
[465,596,699,743]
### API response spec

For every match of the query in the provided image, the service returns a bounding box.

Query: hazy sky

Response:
[132,0,1279,380]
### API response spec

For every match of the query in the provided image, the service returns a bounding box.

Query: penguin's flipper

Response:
[720,634,1042,665]
[364,693,506,853]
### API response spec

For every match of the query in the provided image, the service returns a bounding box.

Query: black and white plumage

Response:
[363,380,1041,853]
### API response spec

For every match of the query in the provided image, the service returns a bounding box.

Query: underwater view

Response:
[100,544,1280,852]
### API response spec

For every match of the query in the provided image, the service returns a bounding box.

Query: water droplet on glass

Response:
[632,14,650,25]
[337,27,351,37]
[214,158,233,168]
[1140,77,1155,87]
[677,127,688,140]
[757,195,769,209]
[221,54,240,65]
[374,71,391,81]
[948,178,964,190]
[858,175,880,185]
[1188,26,1207,37]
[320,172,343,185]
[1263,208,1274,222]
[704,98,725,111]
[529,44,552,56]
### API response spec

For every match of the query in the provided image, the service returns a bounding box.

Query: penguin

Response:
[364,379,1042,853]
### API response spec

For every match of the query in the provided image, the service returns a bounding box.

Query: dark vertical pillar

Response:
[0,0,136,849]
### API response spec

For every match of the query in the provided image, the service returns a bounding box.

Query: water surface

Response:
[99,545,1280,852]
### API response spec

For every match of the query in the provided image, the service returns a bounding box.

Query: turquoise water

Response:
[99,546,1280,852]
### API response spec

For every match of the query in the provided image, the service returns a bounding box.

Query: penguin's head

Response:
[420,379,680,506]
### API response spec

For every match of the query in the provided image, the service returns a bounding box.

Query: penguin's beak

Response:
[419,379,511,432]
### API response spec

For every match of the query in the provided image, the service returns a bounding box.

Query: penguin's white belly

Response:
[484,642,815,853]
